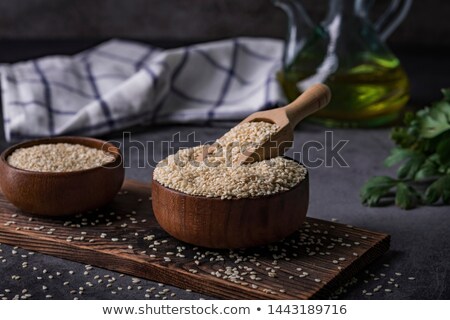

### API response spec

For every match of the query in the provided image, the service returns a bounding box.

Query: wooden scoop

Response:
[199,83,331,164]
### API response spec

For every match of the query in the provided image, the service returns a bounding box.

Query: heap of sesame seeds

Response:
[153,122,307,199]
[7,143,115,172]
[214,121,279,156]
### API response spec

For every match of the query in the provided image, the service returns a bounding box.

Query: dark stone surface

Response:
[0,41,449,300]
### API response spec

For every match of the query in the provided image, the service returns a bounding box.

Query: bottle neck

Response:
[323,0,370,25]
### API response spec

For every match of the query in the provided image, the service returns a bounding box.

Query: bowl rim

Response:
[152,158,309,201]
[0,136,123,176]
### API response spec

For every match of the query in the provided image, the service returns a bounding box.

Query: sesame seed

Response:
[153,122,307,199]
[7,143,115,172]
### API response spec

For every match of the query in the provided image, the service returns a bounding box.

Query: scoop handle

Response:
[283,83,331,127]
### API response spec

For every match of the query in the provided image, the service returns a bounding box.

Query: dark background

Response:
[0,0,449,47]
[1,0,449,107]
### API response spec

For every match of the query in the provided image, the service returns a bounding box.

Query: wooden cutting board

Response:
[0,180,389,299]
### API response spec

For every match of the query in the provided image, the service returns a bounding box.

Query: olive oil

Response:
[278,58,410,127]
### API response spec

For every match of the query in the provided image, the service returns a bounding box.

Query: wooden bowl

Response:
[151,165,309,249]
[0,136,124,217]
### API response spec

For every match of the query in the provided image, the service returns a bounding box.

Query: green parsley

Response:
[361,89,450,209]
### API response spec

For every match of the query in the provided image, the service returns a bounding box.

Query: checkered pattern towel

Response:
[0,38,285,142]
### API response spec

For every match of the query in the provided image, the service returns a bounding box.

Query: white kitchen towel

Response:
[0,38,285,142]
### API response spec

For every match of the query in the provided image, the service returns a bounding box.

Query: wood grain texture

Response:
[152,175,309,249]
[0,179,390,299]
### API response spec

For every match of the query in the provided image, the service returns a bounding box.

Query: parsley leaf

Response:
[384,148,416,167]
[418,101,450,138]
[395,182,420,209]
[414,155,440,180]
[436,133,450,166]
[361,88,450,209]
[424,175,450,205]
[360,176,397,206]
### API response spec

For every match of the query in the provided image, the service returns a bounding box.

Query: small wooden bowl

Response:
[152,165,309,249]
[0,136,124,217]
